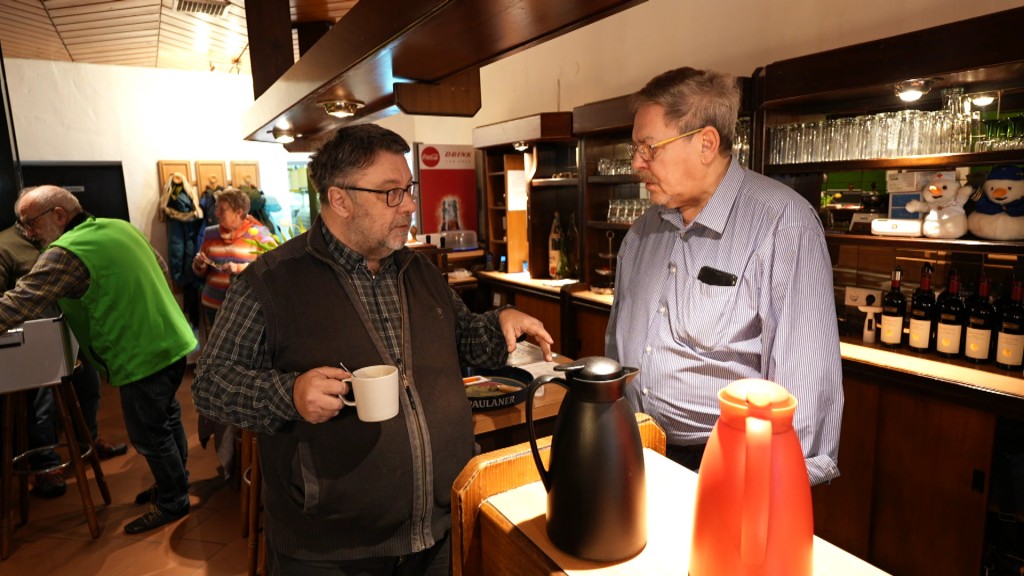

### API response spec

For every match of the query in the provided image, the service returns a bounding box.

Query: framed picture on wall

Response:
[230,160,260,190]
[157,160,191,190]
[195,160,227,194]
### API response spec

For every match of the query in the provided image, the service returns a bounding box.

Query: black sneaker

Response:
[124,505,188,534]
[134,484,156,505]
[33,470,67,499]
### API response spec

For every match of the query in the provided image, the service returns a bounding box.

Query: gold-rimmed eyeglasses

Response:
[627,127,703,162]
[343,182,418,207]
[16,207,55,232]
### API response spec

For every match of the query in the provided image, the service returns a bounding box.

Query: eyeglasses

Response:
[343,182,418,207]
[627,127,703,162]
[16,207,55,232]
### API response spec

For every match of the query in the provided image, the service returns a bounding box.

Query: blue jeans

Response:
[118,357,190,515]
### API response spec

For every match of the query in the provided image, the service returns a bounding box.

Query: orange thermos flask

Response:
[689,378,813,576]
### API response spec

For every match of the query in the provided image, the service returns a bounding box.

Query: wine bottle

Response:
[548,211,562,278]
[964,275,996,363]
[908,264,936,352]
[565,212,580,278]
[880,266,906,348]
[936,271,966,358]
[995,280,1024,370]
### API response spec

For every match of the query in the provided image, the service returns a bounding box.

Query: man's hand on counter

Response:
[498,307,554,362]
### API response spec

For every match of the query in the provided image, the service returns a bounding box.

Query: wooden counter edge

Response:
[480,500,566,576]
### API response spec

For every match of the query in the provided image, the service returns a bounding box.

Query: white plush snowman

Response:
[967,164,1024,240]
[905,171,971,238]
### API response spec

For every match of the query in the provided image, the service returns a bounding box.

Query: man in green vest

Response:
[0,185,197,535]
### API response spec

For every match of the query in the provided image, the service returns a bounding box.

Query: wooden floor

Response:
[1,367,251,575]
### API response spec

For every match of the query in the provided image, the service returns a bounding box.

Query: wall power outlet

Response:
[844,287,883,307]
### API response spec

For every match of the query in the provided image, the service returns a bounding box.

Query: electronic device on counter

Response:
[871,218,923,237]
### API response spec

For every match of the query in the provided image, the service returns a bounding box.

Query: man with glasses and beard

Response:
[606,67,844,486]
[193,123,553,575]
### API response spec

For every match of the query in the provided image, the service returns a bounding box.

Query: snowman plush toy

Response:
[905,171,971,238]
[967,164,1024,240]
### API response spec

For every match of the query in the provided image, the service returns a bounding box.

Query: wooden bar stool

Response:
[0,317,111,560]
[241,433,264,576]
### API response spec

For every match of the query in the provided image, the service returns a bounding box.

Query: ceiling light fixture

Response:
[970,92,997,107]
[895,79,934,102]
[270,127,300,144]
[513,141,529,152]
[320,100,363,118]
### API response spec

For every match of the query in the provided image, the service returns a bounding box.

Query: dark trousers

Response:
[118,357,190,515]
[665,443,707,472]
[266,531,451,576]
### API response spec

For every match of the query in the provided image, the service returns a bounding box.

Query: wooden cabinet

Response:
[813,358,998,576]
[473,113,578,278]
[755,7,1024,250]
[760,13,1024,574]
[482,152,525,271]
[572,95,644,291]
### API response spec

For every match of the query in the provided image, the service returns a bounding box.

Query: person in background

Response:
[193,123,553,575]
[191,187,275,481]
[606,67,844,486]
[0,218,127,500]
[192,187,276,330]
[0,186,196,534]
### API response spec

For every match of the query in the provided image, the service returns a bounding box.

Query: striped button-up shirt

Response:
[607,158,843,485]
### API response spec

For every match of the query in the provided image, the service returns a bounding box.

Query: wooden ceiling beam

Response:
[245,0,293,99]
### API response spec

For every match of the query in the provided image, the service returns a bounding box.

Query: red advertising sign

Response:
[417,144,477,235]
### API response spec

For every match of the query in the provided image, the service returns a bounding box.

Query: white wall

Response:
[5,0,1022,253]
[4,59,298,259]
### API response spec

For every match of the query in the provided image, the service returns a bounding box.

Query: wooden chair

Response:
[240,431,264,576]
[451,412,666,576]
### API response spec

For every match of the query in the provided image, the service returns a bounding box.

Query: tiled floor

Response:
[1,367,252,575]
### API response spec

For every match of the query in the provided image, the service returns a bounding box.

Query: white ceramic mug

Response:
[342,365,400,422]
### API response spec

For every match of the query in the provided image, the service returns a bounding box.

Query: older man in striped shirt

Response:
[607,67,843,486]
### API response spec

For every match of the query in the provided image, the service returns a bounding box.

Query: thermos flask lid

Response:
[556,356,624,382]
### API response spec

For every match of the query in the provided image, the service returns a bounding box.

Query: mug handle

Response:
[340,378,357,407]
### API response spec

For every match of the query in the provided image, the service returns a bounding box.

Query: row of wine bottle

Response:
[878,264,1023,370]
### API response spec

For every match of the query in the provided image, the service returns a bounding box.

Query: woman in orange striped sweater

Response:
[192,187,276,329]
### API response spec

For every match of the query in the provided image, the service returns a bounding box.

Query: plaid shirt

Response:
[0,247,88,332]
[193,222,508,433]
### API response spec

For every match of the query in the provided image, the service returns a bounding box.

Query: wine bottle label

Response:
[910,309,929,319]
[964,328,992,360]
[880,315,903,345]
[996,332,1024,367]
[908,318,931,349]
[936,323,963,354]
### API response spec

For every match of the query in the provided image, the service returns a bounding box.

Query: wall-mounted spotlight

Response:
[894,79,934,102]
[270,127,300,144]
[513,141,529,152]
[321,100,363,118]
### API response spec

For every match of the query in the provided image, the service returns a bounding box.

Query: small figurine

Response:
[904,171,971,239]
[967,164,1024,241]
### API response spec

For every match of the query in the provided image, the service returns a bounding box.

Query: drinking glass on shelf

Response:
[598,158,612,176]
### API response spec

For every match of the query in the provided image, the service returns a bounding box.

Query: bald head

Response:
[16,185,83,248]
